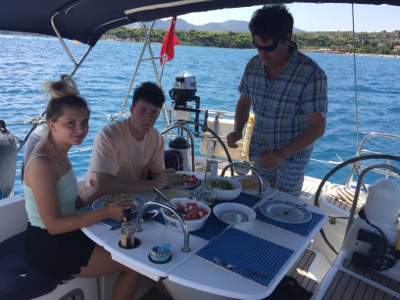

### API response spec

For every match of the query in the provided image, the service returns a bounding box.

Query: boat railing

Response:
[120,21,170,119]
[161,118,236,176]
[162,107,251,173]
[8,17,169,159]
[345,132,400,188]
[6,16,242,179]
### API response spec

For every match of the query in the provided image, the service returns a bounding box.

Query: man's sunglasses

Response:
[252,39,279,53]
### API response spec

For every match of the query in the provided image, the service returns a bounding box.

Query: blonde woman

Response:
[23,75,140,300]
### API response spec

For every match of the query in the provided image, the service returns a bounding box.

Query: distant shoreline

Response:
[100,36,400,58]
[2,32,399,59]
[302,49,399,58]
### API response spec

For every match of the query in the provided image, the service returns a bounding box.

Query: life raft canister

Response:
[0,120,17,199]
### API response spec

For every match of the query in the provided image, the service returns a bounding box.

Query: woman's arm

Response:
[26,157,124,235]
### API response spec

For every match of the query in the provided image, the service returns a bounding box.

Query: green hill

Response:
[104,27,400,55]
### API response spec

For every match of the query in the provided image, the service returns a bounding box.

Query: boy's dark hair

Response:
[132,81,165,108]
[249,4,293,43]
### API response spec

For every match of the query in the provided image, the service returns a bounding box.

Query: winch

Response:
[344,178,400,271]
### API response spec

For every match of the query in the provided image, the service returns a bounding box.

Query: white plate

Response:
[236,175,270,195]
[167,171,201,189]
[260,200,311,224]
[213,203,256,225]
[92,193,145,211]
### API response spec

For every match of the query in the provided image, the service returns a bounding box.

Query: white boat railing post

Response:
[345,133,400,188]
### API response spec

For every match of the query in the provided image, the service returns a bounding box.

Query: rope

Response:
[327,184,366,209]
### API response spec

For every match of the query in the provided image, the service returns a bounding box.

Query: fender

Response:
[0,120,17,199]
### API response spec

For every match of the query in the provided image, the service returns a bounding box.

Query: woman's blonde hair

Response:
[21,76,90,181]
[43,75,90,122]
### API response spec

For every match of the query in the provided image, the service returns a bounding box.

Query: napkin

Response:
[157,243,171,255]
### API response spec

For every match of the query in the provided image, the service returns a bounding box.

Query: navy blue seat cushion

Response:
[0,231,66,300]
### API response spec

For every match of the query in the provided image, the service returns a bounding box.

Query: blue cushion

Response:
[0,231,66,300]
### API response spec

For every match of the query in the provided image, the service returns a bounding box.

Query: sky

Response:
[178,4,399,32]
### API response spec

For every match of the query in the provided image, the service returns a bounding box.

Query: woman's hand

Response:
[106,201,131,221]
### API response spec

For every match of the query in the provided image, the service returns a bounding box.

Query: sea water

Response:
[1,34,400,195]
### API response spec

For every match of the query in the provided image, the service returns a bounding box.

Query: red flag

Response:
[160,17,179,65]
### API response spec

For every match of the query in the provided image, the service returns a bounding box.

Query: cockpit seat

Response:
[0,231,66,300]
[0,197,98,300]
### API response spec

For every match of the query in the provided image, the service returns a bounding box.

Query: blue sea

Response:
[1,34,400,195]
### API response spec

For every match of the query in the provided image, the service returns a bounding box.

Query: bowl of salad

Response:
[161,198,211,232]
[210,177,242,201]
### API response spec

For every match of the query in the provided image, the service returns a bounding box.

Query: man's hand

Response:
[153,168,176,189]
[259,150,284,170]
[227,131,243,148]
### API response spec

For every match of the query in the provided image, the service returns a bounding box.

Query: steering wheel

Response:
[313,154,400,255]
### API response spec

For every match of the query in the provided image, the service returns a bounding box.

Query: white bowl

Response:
[210,177,242,201]
[213,203,256,225]
[161,198,211,232]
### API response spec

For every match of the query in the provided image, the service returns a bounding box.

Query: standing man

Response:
[85,81,176,194]
[227,5,328,197]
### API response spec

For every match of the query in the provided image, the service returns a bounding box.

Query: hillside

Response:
[105,25,400,55]
[125,18,304,33]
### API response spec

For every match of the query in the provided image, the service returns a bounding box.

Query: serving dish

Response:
[92,193,145,211]
[236,175,270,195]
[161,198,211,232]
[210,177,242,201]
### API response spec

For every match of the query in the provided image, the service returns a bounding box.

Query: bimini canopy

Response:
[1,0,399,46]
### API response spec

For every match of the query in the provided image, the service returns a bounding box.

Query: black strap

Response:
[263,276,312,300]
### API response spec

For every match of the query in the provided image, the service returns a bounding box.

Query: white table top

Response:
[167,191,326,299]
[82,184,327,298]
